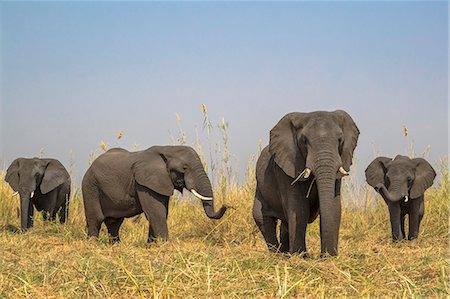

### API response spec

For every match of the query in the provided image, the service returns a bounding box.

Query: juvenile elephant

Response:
[254,110,359,256]
[82,146,227,243]
[5,158,71,230]
[365,155,436,241]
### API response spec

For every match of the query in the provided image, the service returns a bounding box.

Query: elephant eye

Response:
[407,177,413,185]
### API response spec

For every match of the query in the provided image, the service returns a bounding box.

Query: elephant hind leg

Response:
[82,173,105,238]
[105,217,124,243]
[253,192,279,252]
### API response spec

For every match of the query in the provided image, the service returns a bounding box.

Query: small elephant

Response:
[365,155,436,241]
[253,110,359,256]
[82,146,227,243]
[5,158,71,230]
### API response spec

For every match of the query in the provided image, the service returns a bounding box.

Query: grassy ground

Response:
[0,161,448,299]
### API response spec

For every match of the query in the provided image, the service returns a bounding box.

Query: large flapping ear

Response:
[41,159,70,194]
[365,157,392,189]
[410,158,436,199]
[5,158,21,191]
[132,150,174,197]
[334,110,360,172]
[269,112,306,178]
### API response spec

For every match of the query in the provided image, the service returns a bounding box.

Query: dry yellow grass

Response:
[0,159,448,298]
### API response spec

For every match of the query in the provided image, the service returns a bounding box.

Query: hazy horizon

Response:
[1,2,448,186]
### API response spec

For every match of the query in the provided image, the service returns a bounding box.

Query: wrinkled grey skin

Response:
[365,155,436,241]
[254,110,359,256]
[82,146,227,243]
[5,158,71,231]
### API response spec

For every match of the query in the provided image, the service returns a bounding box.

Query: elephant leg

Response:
[408,198,423,240]
[400,213,406,238]
[82,176,105,238]
[57,189,69,224]
[279,221,289,253]
[136,185,169,242]
[28,203,34,228]
[253,192,279,251]
[387,202,404,241]
[105,217,124,243]
[58,201,68,224]
[286,195,310,254]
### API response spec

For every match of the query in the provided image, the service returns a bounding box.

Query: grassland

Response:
[0,159,448,298]
[0,111,448,298]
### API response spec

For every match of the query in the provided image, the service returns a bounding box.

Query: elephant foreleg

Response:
[388,202,404,241]
[105,217,124,243]
[408,198,423,240]
[253,193,279,252]
[400,213,406,239]
[136,185,169,242]
[287,198,310,254]
[279,221,289,253]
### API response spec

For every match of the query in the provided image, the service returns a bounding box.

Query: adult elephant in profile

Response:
[82,146,227,243]
[5,158,71,230]
[253,110,359,256]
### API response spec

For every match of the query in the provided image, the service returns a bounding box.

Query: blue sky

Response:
[1,2,448,185]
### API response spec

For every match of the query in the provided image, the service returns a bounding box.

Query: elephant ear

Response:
[410,158,436,199]
[269,112,306,178]
[5,158,21,192]
[41,159,70,194]
[132,151,174,197]
[334,110,360,172]
[365,157,392,189]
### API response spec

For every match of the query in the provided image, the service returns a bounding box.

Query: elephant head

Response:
[269,110,359,255]
[5,158,70,230]
[365,155,436,202]
[132,146,227,219]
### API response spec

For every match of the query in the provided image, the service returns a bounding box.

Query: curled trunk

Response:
[193,165,227,219]
[375,184,403,202]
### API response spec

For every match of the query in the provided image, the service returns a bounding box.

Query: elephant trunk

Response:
[314,151,341,256]
[375,184,404,202]
[19,193,33,230]
[192,165,227,219]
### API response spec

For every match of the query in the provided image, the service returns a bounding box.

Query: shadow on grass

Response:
[1,224,22,233]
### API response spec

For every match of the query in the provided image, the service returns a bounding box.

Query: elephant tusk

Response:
[30,192,34,198]
[303,168,311,179]
[339,166,349,176]
[404,195,409,203]
[191,189,213,201]
[291,168,311,185]
[12,191,19,197]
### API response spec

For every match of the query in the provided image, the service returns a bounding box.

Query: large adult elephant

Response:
[82,146,227,243]
[5,158,71,230]
[253,110,359,256]
[365,155,436,241]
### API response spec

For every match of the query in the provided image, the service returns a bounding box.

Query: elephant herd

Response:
[4,110,436,257]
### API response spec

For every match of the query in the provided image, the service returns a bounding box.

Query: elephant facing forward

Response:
[82,146,227,243]
[365,155,436,241]
[253,110,359,256]
[5,158,71,230]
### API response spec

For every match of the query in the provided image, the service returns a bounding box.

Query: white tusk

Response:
[339,166,349,176]
[12,191,19,197]
[404,195,409,203]
[291,168,311,185]
[303,168,311,179]
[30,192,34,198]
[191,189,213,201]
